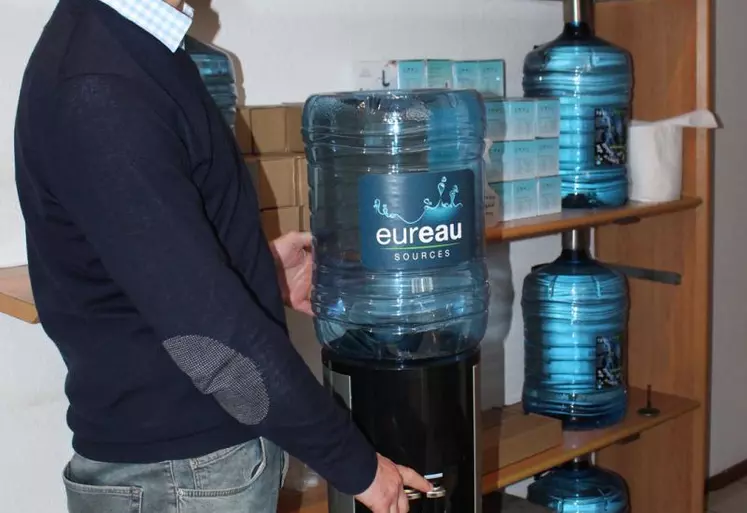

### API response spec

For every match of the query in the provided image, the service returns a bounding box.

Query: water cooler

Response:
[302,90,491,513]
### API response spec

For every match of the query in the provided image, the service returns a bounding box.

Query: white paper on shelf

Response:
[628,109,718,203]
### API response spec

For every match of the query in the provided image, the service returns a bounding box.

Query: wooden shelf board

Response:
[486,197,702,243]
[277,388,698,513]
[0,266,38,324]
[482,387,699,491]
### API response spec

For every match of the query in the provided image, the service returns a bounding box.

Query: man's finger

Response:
[293,231,313,248]
[398,466,432,493]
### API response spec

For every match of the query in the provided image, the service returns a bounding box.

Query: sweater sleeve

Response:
[42,74,376,495]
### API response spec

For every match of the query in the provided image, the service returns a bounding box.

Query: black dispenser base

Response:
[322,348,482,513]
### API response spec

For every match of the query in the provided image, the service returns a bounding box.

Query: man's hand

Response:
[270,231,313,316]
[355,454,432,513]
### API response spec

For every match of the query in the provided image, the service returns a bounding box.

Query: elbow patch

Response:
[163,335,270,425]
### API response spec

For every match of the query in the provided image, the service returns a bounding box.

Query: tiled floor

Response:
[708,479,747,513]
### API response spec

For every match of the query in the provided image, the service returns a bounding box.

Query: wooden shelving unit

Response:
[483,388,699,491]
[486,197,701,243]
[0,2,712,513]
[591,2,712,513]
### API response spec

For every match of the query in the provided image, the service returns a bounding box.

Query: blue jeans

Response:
[63,438,287,513]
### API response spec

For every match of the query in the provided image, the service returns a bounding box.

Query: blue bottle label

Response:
[358,170,475,271]
[596,334,623,388]
[594,108,629,167]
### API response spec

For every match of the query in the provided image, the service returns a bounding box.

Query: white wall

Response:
[709,0,747,477]
[0,0,565,510]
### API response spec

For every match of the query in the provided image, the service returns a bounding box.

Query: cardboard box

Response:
[234,107,253,154]
[245,154,307,209]
[261,207,303,241]
[482,403,563,472]
[250,105,304,154]
[301,205,311,232]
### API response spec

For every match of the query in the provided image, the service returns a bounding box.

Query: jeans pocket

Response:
[177,438,282,513]
[63,470,143,513]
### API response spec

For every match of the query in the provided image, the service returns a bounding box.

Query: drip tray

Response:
[483,492,552,513]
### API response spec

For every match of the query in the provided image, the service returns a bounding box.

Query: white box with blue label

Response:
[487,141,537,182]
[512,179,539,220]
[486,98,536,142]
[426,60,453,89]
[534,98,561,139]
[534,138,560,178]
[488,179,539,222]
[396,60,428,89]
[452,60,481,90]
[537,175,562,216]
[478,60,505,97]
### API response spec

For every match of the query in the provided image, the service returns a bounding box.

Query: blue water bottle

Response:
[522,229,628,429]
[185,36,238,132]
[527,456,630,513]
[302,90,490,362]
[523,0,633,208]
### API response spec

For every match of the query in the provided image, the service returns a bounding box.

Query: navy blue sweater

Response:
[14,0,375,495]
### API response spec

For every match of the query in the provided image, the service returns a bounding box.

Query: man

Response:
[14,0,431,512]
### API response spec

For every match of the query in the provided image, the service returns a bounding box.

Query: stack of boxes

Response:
[355,59,506,97]
[233,91,559,235]
[354,58,562,223]
[486,98,562,222]
[234,105,310,240]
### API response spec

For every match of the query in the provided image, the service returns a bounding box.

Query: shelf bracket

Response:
[606,264,682,286]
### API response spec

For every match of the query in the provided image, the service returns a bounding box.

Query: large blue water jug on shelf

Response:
[522,229,629,429]
[302,90,490,361]
[527,456,630,513]
[185,36,238,132]
[523,0,633,208]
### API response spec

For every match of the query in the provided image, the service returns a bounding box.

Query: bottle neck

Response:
[559,249,591,262]
[560,229,592,262]
[563,0,594,36]
[561,455,592,471]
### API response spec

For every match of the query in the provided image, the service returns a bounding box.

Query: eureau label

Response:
[358,170,475,271]
[596,334,623,388]
[595,107,629,167]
